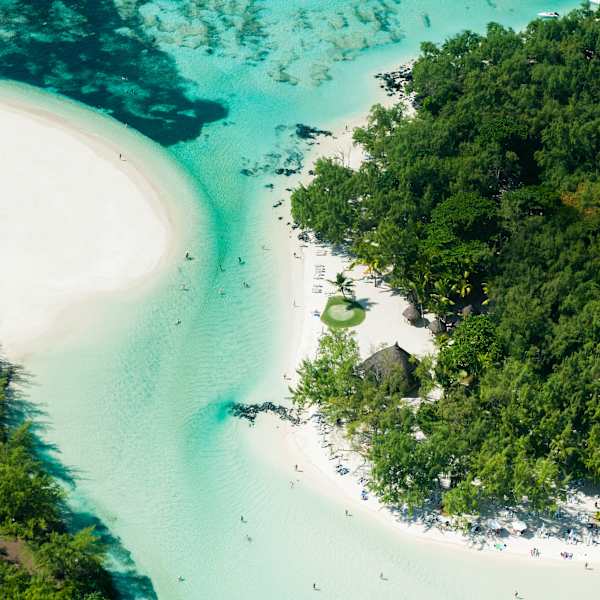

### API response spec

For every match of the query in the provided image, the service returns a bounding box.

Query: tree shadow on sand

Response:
[0,0,227,146]
[354,297,377,311]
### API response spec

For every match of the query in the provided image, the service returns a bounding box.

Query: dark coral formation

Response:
[0,0,227,145]
[229,402,302,425]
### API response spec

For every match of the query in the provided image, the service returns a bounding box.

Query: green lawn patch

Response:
[321,296,366,329]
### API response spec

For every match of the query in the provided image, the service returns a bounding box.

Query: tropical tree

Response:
[290,8,600,514]
[428,278,455,322]
[328,271,355,299]
[452,271,473,299]
[292,330,361,422]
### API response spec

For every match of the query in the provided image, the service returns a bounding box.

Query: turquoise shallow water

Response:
[2,1,596,598]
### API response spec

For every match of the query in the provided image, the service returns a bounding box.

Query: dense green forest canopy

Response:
[291,8,600,514]
[0,362,116,599]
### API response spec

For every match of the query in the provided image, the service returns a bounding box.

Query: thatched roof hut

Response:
[402,304,420,323]
[360,343,416,387]
[429,318,446,335]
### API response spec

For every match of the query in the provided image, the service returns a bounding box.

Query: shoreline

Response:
[249,412,598,571]
[255,60,600,568]
[0,82,200,361]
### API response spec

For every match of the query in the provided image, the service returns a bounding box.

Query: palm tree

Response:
[351,244,386,288]
[366,256,384,288]
[481,281,491,305]
[430,277,455,322]
[452,271,473,299]
[404,264,430,318]
[328,272,355,299]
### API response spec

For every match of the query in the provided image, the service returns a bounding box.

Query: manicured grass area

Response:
[321,296,366,329]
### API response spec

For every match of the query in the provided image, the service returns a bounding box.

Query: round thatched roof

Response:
[429,318,446,335]
[360,343,415,384]
[402,304,420,323]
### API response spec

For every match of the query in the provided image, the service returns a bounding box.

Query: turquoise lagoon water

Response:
[2,1,596,598]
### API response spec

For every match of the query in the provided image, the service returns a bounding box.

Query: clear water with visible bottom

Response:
[3,1,594,598]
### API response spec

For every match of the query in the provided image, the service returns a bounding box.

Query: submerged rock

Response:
[375,63,414,96]
[295,123,333,140]
[229,402,302,425]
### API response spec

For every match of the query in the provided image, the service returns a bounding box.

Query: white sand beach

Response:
[260,67,600,569]
[0,86,195,360]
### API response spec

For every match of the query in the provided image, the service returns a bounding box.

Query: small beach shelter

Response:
[429,318,446,335]
[402,304,420,324]
[486,518,502,532]
[360,343,416,387]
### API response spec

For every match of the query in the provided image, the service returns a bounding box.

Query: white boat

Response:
[538,11,559,18]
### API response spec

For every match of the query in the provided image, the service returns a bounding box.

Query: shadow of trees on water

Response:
[0,0,227,146]
[6,362,157,599]
[69,512,158,600]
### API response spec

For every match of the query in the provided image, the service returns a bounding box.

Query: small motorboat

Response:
[538,11,559,18]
